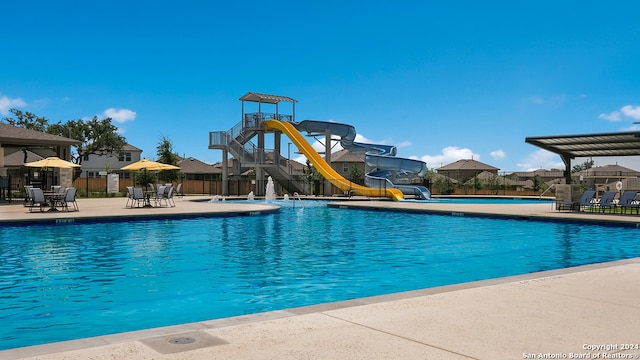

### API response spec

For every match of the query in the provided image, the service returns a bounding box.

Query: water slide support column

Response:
[256,131,265,196]
[222,149,228,196]
[324,129,332,196]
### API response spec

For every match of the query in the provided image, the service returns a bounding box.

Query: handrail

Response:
[293,192,303,208]
[539,183,555,199]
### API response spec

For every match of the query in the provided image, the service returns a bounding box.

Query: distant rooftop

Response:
[436,159,499,171]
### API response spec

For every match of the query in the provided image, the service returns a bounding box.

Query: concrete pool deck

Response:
[1,196,639,359]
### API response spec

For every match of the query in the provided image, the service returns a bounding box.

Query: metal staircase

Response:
[209,103,307,195]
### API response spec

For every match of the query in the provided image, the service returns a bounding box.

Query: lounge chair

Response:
[596,191,617,213]
[24,186,34,207]
[28,188,48,213]
[558,189,596,211]
[58,187,79,212]
[618,191,640,214]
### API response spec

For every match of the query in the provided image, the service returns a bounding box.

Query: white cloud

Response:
[490,149,506,160]
[599,104,640,122]
[528,95,566,107]
[621,105,640,120]
[599,111,621,122]
[395,140,412,148]
[0,96,26,115]
[103,108,136,123]
[419,146,479,168]
[516,149,564,171]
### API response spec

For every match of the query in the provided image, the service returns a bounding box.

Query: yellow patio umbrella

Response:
[120,159,180,171]
[25,157,81,169]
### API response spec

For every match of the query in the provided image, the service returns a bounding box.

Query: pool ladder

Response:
[293,192,304,208]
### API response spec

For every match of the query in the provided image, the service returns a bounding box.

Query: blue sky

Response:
[2,1,640,172]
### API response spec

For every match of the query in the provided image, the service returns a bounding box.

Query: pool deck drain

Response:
[1,196,639,359]
[140,331,227,355]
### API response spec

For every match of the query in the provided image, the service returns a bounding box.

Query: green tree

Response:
[303,159,322,195]
[156,136,180,183]
[4,108,126,166]
[572,159,594,173]
[135,170,157,189]
[349,166,364,185]
[2,108,49,131]
[48,117,126,165]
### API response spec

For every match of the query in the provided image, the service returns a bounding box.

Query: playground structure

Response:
[208,92,430,201]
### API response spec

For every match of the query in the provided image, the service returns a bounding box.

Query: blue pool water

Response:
[1,200,639,350]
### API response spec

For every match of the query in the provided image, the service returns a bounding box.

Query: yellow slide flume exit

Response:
[264,120,404,201]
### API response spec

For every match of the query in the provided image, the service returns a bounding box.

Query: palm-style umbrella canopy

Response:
[120,159,180,171]
[24,157,81,169]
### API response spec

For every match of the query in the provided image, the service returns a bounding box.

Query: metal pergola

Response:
[525,131,640,183]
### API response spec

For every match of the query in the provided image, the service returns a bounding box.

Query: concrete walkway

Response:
[1,197,639,359]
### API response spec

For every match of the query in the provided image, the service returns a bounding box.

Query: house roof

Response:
[436,159,499,171]
[510,169,565,177]
[576,164,640,177]
[0,123,80,146]
[239,92,298,104]
[178,157,220,174]
[122,143,143,152]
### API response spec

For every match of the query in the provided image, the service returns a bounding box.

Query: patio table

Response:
[43,191,65,212]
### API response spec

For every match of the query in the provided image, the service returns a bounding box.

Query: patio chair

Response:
[154,185,167,207]
[28,188,48,213]
[596,191,617,213]
[125,186,134,208]
[164,185,175,207]
[174,183,183,198]
[59,187,79,212]
[618,191,640,214]
[128,187,147,208]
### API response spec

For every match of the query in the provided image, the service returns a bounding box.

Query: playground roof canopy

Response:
[239,92,298,104]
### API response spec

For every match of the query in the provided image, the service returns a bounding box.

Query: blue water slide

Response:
[294,120,431,199]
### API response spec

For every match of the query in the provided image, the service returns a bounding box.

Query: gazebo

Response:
[0,123,80,195]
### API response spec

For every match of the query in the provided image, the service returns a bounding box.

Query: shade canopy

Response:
[120,159,180,171]
[24,157,80,169]
[525,131,640,183]
[239,92,297,104]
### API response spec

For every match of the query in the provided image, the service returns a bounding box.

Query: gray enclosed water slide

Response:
[294,120,431,199]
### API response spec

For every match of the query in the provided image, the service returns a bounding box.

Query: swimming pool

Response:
[1,200,639,350]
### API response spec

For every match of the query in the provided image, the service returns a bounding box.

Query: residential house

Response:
[329,149,365,184]
[508,169,565,191]
[80,144,143,178]
[178,157,220,180]
[575,164,640,192]
[436,159,499,184]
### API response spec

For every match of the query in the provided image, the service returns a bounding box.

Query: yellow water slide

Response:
[263,120,404,201]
